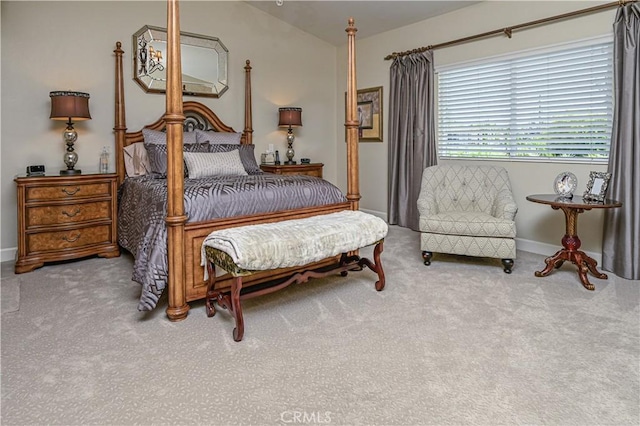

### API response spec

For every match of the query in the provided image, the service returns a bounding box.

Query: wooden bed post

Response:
[244,60,253,145]
[114,42,127,186]
[165,0,189,321]
[345,18,361,211]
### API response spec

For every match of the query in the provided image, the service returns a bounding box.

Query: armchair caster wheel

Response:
[502,258,514,274]
[422,251,433,266]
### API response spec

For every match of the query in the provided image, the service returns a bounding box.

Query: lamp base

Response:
[284,160,296,165]
[60,169,82,175]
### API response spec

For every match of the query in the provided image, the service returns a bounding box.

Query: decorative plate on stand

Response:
[553,172,577,198]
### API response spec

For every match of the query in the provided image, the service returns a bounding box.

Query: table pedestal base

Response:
[534,241,608,290]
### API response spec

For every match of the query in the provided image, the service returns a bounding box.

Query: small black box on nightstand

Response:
[26,165,45,176]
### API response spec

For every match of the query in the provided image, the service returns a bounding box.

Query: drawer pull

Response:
[62,232,81,243]
[61,187,81,196]
[62,208,81,218]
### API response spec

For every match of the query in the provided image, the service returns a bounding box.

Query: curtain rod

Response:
[384,0,636,60]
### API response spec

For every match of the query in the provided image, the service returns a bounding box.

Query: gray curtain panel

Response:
[387,51,437,230]
[603,3,640,280]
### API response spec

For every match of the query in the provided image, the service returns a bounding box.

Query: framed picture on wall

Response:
[345,86,383,142]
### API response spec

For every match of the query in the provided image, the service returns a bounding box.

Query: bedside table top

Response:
[15,172,116,181]
[260,163,323,168]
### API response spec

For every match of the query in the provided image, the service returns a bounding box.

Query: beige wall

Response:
[0,1,338,258]
[1,1,619,260]
[337,1,616,256]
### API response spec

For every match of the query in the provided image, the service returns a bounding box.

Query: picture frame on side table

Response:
[345,86,383,142]
[583,171,611,202]
[553,171,577,199]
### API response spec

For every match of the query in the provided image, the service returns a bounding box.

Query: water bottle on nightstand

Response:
[100,146,110,173]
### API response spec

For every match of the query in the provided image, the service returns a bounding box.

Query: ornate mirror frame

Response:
[133,25,229,98]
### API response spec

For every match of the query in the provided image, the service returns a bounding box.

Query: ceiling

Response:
[244,1,480,46]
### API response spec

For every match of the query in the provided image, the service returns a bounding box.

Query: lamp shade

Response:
[278,107,302,128]
[49,91,91,121]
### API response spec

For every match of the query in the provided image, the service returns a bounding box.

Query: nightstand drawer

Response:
[26,201,112,227]
[292,169,322,178]
[26,182,111,202]
[260,163,323,178]
[27,225,112,252]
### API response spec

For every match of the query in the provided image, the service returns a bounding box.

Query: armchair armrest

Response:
[417,190,438,216]
[492,189,517,220]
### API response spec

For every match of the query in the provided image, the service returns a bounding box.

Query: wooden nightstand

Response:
[260,163,323,178]
[14,173,120,273]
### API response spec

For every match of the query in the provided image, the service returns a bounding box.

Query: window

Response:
[437,39,613,162]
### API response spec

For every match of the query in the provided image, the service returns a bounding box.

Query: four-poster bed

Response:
[114,0,362,321]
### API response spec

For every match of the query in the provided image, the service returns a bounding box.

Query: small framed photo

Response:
[553,171,577,198]
[583,171,611,202]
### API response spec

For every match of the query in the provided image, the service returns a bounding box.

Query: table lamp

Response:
[50,91,91,175]
[278,107,302,165]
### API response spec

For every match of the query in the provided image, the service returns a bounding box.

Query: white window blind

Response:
[437,40,613,162]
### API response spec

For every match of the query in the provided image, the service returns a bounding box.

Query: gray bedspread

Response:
[118,173,347,310]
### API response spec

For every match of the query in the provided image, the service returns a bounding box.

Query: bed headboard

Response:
[113,41,254,185]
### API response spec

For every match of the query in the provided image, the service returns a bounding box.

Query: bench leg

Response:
[359,241,386,291]
[205,262,245,342]
[230,277,245,342]
[205,262,218,318]
[339,242,386,291]
[208,276,245,341]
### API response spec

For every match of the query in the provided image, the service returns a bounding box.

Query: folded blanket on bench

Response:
[201,210,388,273]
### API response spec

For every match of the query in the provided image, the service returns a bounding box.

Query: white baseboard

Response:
[360,208,387,221]
[516,237,602,264]
[1,247,16,263]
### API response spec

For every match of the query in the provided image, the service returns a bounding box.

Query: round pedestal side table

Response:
[526,194,622,290]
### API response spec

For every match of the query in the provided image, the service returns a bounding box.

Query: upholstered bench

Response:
[201,210,388,341]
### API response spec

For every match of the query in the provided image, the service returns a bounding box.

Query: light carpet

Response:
[1,225,638,425]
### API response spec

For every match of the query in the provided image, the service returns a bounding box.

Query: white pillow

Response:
[195,129,242,145]
[123,143,151,177]
[183,150,248,178]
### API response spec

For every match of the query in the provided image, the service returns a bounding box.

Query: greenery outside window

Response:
[437,38,613,162]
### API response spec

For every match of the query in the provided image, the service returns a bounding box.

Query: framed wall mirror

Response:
[133,25,228,98]
[583,171,612,202]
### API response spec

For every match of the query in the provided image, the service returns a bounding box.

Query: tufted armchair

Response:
[417,165,517,273]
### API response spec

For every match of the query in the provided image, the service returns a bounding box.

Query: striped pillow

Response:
[145,142,210,176]
[209,144,261,174]
[183,150,248,178]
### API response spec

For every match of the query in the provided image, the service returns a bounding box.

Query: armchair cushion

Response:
[419,212,516,238]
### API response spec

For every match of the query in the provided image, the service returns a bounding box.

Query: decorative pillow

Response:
[195,129,242,145]
[183,150,248,179]
[145,142,210,176]
[123,143,152,177]
[142,128,198,145]
[208,144,262,174]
